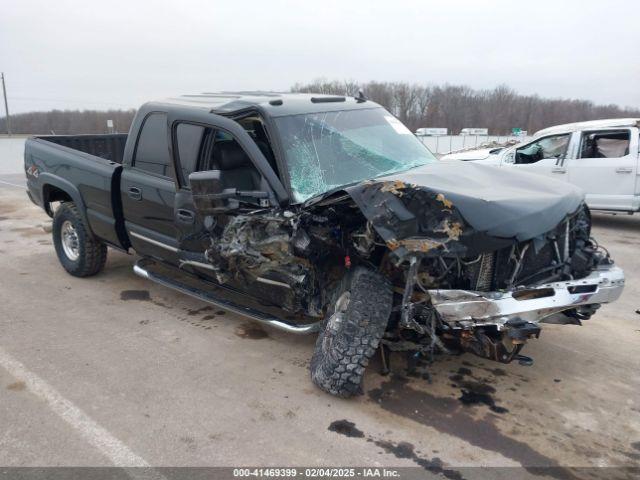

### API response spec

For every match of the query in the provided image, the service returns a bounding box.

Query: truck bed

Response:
[34,134,128,164]
[25,134,129,249]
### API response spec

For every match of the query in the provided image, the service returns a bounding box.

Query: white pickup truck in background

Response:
[442,118,640,213]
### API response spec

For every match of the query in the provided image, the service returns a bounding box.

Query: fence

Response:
[418,135,532,155]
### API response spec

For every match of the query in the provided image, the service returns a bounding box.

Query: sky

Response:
[1,0,639,114]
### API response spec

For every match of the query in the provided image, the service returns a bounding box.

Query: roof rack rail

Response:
[310,96,346,103]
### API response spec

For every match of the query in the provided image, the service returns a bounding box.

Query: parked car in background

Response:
[442,118,640,213]
[441,147,507,162]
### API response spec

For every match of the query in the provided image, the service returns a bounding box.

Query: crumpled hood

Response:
[344,161,584,259]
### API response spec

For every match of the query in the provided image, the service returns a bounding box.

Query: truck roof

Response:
[535,118,640,137]
[153,92,379,117]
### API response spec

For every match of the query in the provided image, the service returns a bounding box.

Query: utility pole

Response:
[1,72,11,136]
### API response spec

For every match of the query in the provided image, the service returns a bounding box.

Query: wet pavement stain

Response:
[120,290,151,301]
[368,376,574,480]
[117,290,169,308]
[458,389,508,414]
[373,440,464,480]
[7,381,26,391]
[447,365,508,413]
[235,323,269,339]
[328,420,464,479]
[187,306,213,316]
[328,420,365,438]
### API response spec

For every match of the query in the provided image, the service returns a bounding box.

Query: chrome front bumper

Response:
[428,264,625,327]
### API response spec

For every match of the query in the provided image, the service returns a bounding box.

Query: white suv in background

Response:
[442,119,640,213]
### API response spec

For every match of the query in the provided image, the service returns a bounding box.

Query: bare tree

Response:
[292,79,640,134]
[0,109,137,135]
[3,84,639,136]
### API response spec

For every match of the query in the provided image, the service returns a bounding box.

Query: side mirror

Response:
[555,153,567,165]
[188,170,271,214]
[503,151,516,164]
[190,170,224,195]
[189,170,233,214]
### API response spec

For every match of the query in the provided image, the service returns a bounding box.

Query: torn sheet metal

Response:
[344,161,583,261]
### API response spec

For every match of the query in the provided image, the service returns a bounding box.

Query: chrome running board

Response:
[133,258,320,335]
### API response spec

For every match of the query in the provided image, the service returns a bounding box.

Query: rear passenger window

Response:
[175,123,205,186]
[579,130,630,159]
[134,113,171,176]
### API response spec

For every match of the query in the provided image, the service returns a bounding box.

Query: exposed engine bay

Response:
[181,171,624,368]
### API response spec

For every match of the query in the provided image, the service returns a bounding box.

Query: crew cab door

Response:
[501,133,575,181]
[564,128,638,211]
[167,110,288,281]
[120,112,179,263]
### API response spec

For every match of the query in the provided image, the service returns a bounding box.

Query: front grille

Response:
[425,206,591,292]
[475,253,495,290]
[468,218,577,291]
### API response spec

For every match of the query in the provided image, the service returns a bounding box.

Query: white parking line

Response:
[0,346,150,467]
[0,179,25,188]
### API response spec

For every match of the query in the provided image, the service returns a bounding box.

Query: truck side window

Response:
[134,113,171,177]
[175,124,262,192]
[579,130,630,159]
[175,123,205,187]
[208,137,262,192]
[515,134,570,164]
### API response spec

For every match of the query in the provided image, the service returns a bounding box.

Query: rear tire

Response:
[52,202,107,277]
[310,267,393,397]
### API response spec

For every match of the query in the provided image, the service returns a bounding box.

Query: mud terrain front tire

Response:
[310,267,393,397]
[52,202,107,277]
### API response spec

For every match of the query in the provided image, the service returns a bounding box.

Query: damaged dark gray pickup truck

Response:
[25,93,625,397]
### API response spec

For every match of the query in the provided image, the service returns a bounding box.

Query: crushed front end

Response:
[184,159,625,368]
[399,235,625,365]
[343,170,625,365]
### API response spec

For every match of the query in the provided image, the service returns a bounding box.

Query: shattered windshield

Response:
[275,108,437,202]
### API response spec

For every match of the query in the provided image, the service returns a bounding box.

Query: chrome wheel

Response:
[60,220,80,261]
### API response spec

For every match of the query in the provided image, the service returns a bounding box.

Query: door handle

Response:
[176,209,195,224]
[552,168,566,174]
[615,167,633,174]
[128,186,142,201]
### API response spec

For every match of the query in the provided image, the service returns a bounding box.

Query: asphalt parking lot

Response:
[1,174,639,477]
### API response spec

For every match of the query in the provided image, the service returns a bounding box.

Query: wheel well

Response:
[43,184,73,216]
